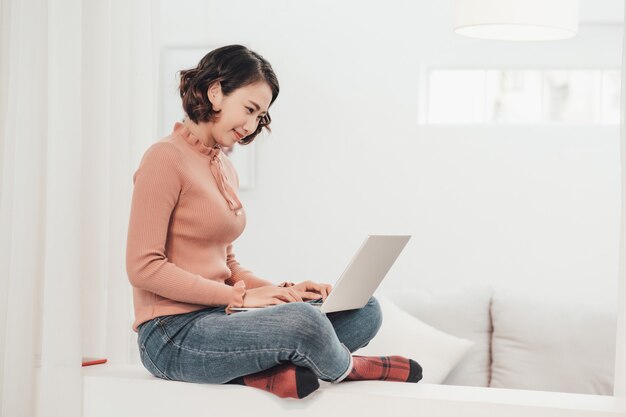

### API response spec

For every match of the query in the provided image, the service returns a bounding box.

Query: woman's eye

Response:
[246,107,254,113]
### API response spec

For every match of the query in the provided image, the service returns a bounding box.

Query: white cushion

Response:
[356,295,474,384]
[490,287,617,395]
[383,285,492,387]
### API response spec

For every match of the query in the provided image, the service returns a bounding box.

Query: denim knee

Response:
[363,296,383,341]
[276,303,338,349]
[327,295,383,353]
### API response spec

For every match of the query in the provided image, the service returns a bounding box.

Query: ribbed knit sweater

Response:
[126,121,272,332]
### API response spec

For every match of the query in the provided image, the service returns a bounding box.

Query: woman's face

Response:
[207,81,273,147]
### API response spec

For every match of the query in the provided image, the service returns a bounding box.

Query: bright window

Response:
[426,69,621,124]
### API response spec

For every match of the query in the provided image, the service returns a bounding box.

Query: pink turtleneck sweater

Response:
[126,121,273,332]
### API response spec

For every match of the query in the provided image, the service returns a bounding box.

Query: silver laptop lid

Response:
[320,235,411,313]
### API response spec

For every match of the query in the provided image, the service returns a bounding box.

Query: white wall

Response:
[157,0,622,302]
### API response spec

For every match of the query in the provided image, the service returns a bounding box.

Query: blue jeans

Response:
[137,297,382,384]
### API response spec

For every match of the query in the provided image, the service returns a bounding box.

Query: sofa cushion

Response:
[383,285,493,387]
[490,287,617,395]
[356,295,474,384]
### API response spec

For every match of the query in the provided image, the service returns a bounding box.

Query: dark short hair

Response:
[178,45,279,145]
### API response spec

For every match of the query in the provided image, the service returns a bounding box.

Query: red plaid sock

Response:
[228,363,320,399]
[345,355,423,383]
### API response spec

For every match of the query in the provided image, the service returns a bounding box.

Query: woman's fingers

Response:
[244,287,302,307]
[319,286,328,301]
[275,287,300,303]
[290,281,334,301]
[303,280,322,292]
[286,287,303,302]
[260,284,334,305]
[300,291,322,300]
[310,282,332,301]
[320,284,333,301]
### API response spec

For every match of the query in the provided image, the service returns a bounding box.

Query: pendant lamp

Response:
[454,0,579,41]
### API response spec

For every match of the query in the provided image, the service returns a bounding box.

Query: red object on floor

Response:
[82,357,108,367]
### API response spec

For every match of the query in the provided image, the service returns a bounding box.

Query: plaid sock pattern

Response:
[229,363,320,399]
[345,355,423,383]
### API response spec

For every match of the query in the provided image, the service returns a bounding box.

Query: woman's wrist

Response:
[225,281,246,314]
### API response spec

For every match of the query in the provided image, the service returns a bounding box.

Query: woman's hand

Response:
[242,286,303,308]
[291,280,333,301]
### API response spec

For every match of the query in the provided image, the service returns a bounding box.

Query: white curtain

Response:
[0,0,158,416]
[616,0,626,399]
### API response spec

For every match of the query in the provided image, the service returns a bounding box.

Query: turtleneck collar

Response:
[173,120,243,215]
[175,120,221,159]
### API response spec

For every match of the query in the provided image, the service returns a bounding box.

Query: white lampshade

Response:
[454,0,579,41]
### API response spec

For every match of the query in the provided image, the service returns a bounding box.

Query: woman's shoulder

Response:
[134,140,192,189]
[141,139,184,165]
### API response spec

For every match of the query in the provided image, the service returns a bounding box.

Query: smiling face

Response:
[206,81,273,148]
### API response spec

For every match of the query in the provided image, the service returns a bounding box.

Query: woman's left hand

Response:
[290,280,333,301]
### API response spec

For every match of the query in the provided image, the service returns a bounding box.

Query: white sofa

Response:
[364,285,617,396]
[83,285,623,417]
[82,364,625,417]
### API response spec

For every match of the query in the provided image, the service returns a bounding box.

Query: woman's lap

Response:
[137,296,382,384]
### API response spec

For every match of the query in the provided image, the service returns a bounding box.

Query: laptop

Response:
[229,235,411,314]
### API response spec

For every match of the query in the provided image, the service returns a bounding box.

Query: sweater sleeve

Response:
[225,244,274,289]
[126,143,244,307]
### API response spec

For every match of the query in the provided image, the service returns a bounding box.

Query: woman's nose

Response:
[243,116,257,134]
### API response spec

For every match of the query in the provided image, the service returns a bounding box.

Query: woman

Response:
[126,45,422,399]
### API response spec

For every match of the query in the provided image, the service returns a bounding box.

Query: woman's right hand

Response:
[242,286,303,308]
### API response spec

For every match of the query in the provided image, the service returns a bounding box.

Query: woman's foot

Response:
[229,363,320,399]
[345,355,422,383]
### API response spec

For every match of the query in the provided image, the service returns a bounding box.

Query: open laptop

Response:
[229,235,411,314]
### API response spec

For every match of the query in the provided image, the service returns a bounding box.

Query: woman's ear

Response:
[207,81,223,111]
